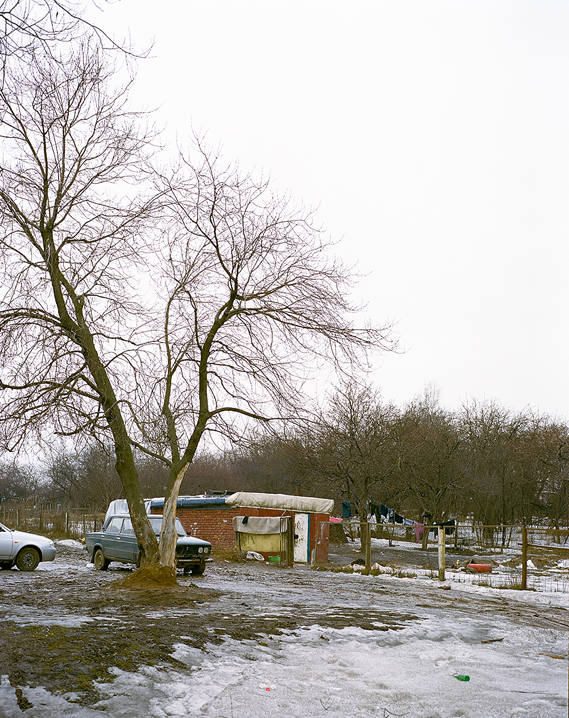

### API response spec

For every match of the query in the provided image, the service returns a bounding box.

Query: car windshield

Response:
[149,517,186,537]
[0,523,11,532]
[102,516,187,537]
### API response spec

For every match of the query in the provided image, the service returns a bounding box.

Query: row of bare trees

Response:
[4,385,566,535]
[230,385,569,530]
[0,448,237,511]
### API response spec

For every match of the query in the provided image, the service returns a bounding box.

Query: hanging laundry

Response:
[414,522,425,542]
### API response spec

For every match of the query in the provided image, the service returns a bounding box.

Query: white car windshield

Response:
[105,516,187,537]
[149,517,186,537]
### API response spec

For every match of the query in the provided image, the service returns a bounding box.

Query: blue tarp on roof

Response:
[149,496,232,510]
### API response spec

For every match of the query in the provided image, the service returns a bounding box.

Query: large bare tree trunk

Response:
[159,464,189,568]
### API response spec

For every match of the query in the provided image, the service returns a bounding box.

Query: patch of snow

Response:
[1,606,566,718]
[371,563,394,574]
[56,540,85,549]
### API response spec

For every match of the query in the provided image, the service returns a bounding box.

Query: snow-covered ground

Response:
[0,542,567,718]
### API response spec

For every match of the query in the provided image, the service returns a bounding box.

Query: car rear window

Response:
[122,519,135,535]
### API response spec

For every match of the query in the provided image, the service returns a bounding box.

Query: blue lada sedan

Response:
[85,515,212,575]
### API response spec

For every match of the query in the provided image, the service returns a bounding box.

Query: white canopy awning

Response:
[225,491,334,515]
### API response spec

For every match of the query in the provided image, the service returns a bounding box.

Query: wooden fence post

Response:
[359,520,371,574]
[438,525,446,581]
[521,524,527,590]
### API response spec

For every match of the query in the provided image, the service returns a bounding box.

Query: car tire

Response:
[93,548,110,571]
[16,547,40,571]
[191,563,206,575]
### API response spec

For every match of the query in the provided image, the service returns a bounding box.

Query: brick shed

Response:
[149,492,334,563]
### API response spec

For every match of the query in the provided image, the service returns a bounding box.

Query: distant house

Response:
[149,491,334,564]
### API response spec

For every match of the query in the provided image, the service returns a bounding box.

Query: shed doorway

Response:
[293,513,310,563]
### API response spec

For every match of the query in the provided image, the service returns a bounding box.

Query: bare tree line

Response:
[233,385,569,531]
[3,386,567,539]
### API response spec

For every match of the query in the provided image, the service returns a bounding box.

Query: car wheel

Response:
[16,547,40,571]
[191,563,206,575]
[93,548,110,571]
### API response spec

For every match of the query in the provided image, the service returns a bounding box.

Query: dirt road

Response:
[0,541,567,716]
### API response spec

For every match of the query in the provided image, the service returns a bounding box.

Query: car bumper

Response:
[176,558,205,567]
[41,547,57,562]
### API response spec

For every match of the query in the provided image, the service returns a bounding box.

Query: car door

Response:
[119,518,139,563]
[0,525,13,560]
[101,517,124,560]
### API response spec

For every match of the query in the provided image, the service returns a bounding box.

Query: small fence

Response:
[444,567,569,594]
[0,502,105,539]
[344,518,569,549]
[342,519,569,593]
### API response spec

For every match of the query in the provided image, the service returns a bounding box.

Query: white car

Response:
[0,522,57,571]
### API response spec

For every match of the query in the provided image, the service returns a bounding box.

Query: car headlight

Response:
[204,547,210,553]
[198,547,203,553]
[49,541,55,548]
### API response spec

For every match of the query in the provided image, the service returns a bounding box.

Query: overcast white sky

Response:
[97,0,569,420]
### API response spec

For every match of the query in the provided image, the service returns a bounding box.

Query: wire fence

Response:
[343,519,569,594]
[444,567,569,593]
[0,501,105,539]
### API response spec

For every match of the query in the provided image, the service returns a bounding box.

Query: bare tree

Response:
[0,44,164,572]
[0,0,137,64]
[459,402,569,539]
[232,433,313,496]
[307,381,399,571]
[0,47,393,582]
[458,400,529,539]
[43,444,122,509]
[0,459,39,501]
[393,390,462,547]
[127,142,394,570]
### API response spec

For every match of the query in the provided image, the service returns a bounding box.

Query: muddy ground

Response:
[0,540,567,711]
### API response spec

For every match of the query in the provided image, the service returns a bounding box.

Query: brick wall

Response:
[175,507,241,549]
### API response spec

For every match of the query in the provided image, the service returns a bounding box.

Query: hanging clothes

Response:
[414,522,425,543]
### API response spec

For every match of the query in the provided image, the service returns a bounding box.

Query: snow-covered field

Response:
[0,541,567,718]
